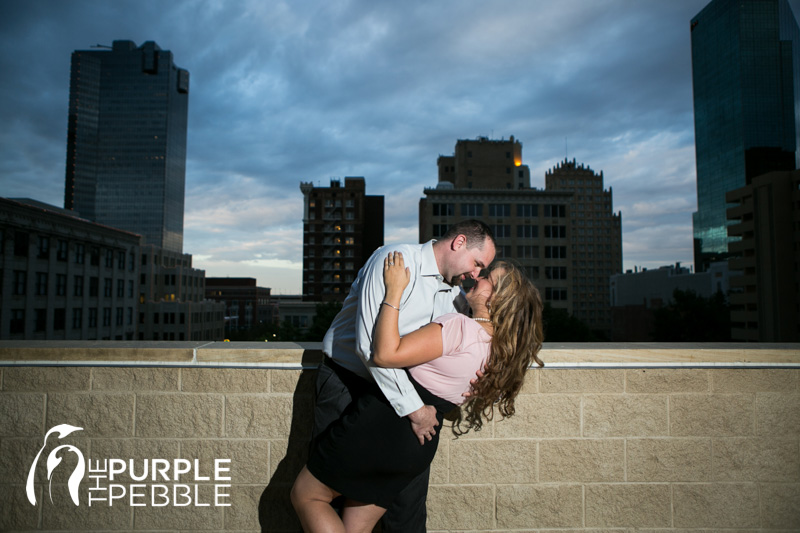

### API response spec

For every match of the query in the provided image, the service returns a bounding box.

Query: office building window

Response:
[14,231,29,257]
[57,240,68,261]
[495,245,511,258]
[54,308,66,330]
[545,246,567,259]
[545,225,567,239]
[545,266,568,280]
[517,246,539,259]
[517,204,538,217]
[489,204,510,217]
[460,204,483,217]
[74,276,84,297]
[13,271,27,295]
[56,274,67,296]
[11,310,25,334]
[34,309,47,332]
[37,236,50,259]
[75,244,85,264]
[35,272,48,296]
[432,203,454,216]
[72,308,82,329]
[544,204,566,218]
[517,225,538,239]
[432,224,449,238]
[492,225,511,238]
[545,287,568,301]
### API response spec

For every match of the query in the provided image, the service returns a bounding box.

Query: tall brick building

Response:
[300,177,384,301]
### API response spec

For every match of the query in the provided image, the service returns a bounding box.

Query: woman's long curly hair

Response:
[454,261,544,435]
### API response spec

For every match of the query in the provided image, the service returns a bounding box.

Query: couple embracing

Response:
[291,219,544,532]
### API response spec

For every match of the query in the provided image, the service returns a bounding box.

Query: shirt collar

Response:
[421,240,457,291]
[420,240,441,278]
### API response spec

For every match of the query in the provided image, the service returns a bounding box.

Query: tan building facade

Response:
[1,344,798,531]
[726,170,800,341]
[420,138,622,332]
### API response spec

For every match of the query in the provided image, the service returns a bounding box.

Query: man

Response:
[312,219,496,532]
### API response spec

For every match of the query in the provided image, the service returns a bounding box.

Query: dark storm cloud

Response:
[4,0,794,291]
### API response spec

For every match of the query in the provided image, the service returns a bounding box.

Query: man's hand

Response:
[462,367,485,398]
[407,405,438,445]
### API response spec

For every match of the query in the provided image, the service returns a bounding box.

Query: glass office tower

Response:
[64,40,189,253]
[691,0,800,271]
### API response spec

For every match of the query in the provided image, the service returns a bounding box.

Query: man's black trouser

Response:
[311,359,429,533]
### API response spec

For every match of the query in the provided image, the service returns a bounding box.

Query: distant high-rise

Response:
[420,137,622,334]
[64,40,189,253]
[691,0,800,271]
[300,177,384,302]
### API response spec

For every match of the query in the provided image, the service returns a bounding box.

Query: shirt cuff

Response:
[390,395,425,418]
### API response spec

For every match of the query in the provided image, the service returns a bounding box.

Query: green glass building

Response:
[691,0,800,271]
[64,41,189,253]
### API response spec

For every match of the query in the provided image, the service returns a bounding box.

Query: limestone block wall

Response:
[0,342,798,532]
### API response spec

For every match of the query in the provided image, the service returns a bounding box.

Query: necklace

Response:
[472,317,491,322]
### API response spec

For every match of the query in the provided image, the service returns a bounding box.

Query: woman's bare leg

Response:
[291,466,344,533]
[341,500,386,533]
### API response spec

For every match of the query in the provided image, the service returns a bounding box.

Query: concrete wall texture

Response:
[1,358,798,531]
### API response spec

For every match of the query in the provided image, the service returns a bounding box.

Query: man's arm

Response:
[354,248,426,417]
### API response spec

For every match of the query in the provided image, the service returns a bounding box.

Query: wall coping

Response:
[0,341,798,369]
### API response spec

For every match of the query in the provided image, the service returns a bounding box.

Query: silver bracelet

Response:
[381,301,400,311]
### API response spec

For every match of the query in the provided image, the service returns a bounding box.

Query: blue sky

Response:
[2,1,795,293]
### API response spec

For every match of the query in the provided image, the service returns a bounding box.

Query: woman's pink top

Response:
[407,313,491,405]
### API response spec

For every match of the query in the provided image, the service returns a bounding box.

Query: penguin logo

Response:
[26,424,86,506]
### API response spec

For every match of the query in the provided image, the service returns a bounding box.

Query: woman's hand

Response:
[383,251,410,304]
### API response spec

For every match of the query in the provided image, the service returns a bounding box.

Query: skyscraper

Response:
[64,40,189,253]
[690,0,800,271]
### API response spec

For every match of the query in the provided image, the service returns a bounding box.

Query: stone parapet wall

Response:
[0,342,798,531]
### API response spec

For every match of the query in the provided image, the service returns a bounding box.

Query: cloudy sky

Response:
[3,1,795,294]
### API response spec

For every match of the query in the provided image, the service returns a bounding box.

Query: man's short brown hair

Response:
[440,219,496,250]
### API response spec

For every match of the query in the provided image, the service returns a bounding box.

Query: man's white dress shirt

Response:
[322,241,461,417]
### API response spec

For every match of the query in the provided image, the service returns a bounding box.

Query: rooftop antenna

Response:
[91,43,113,49]
[565,137,568,160]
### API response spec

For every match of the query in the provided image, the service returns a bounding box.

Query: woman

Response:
[291,252,544,533]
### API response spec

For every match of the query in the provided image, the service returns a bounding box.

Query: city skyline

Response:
[3,0,797,293]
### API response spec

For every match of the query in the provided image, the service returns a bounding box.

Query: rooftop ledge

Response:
[0,341,798,369]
